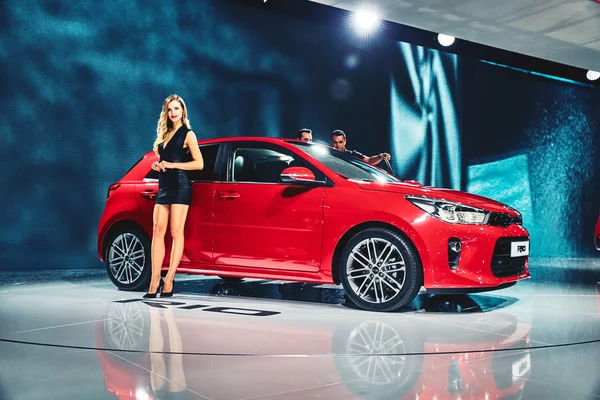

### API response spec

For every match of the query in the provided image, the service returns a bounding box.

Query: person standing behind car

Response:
[331,130,391,166]
[296,128,313,142]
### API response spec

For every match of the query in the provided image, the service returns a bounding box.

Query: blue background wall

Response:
[461,63,599,257]
[1,0,598,270]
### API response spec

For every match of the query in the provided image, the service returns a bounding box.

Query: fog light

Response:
[449,239,461,253]
[448,238,462,270]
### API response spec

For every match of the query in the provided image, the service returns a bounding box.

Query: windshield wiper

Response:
[337,174,380,183]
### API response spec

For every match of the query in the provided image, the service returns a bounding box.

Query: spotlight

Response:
[437,33,456,47]
[586,70,600,81]
[354,11,378,30]
[351,6,381,36]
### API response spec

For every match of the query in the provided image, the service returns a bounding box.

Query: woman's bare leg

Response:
[163,204,189,293]
[149,204,170,293]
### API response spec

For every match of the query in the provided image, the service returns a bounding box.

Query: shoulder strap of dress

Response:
[177,126,191,144]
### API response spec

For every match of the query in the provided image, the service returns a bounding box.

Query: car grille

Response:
[491,238,527,278]
[488,212,522,228]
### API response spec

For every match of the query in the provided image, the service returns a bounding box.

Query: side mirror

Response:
[281,167,320,185]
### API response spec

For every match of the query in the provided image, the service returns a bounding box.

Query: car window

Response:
[290,142,400,183]
[146,168,159,180]
[145,144,220,181]
[188,144,219,181]
[231,144,322,184]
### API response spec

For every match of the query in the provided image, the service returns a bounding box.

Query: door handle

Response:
[217,191,240,200]
[140,189,157,200]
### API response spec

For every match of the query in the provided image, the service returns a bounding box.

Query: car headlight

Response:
[406,196,490,224]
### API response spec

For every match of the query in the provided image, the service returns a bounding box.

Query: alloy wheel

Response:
[346,238,406,304]
[108,233,146,285]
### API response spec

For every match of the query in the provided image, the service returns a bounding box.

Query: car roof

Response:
[196,136,303,145]
[142,137,325,157]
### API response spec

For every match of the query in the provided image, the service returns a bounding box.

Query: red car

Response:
[97,137,530,312]
[595,210,600,251]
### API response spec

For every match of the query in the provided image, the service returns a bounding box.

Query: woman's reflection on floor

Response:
[148,306,189,399]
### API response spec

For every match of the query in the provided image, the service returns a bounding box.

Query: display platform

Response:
[1,262,599,399]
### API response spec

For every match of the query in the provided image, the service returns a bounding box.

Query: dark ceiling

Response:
[311,0,600,73]
[225,0,600,85]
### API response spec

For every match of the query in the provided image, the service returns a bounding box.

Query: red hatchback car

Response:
[595,210,600,251]
[98,137,530,312]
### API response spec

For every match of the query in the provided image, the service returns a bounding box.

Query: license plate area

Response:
[510,241,529,257]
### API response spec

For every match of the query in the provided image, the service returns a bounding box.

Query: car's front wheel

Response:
[340,228,422,312]
[105,228,152,291]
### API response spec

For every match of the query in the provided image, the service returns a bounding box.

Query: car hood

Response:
[354,180,518,214]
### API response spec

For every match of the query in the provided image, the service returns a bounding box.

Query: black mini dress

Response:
[156,126,193,205]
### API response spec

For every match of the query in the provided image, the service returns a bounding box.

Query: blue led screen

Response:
[1,0,598,270]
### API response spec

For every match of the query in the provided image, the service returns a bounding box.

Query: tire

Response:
[339,228,422,312]
[104,227,152,291]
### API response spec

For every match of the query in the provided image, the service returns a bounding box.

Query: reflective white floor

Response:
[0,261,599,399]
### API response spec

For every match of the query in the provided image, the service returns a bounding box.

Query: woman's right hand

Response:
[151,161,161,172]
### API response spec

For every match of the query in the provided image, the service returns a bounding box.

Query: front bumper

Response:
[414,216,530,289]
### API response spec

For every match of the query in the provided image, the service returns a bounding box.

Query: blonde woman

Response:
[144,95,204,298]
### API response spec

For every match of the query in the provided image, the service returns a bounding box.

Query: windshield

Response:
[290,142,400,183]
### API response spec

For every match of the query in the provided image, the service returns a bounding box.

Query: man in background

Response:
[296,128,313,142]
[331,130,391,166]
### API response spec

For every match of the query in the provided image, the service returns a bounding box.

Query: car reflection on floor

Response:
[96,280,531,400]
[180,277,517,313]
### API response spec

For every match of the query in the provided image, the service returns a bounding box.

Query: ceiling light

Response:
[586,70,600,81]
[351,6,381,36]
[437,33,456,47]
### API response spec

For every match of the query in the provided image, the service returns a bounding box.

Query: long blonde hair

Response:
[153,94,191,155]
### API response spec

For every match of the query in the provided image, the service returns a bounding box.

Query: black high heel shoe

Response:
[160,279,175,298]
[143,278,164,299]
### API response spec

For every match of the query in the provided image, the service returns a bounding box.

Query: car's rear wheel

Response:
[105,228,151,291]
[339,228,422,312]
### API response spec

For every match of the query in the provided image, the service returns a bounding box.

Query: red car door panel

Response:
[182,182,216,264]
[213,182,324,272]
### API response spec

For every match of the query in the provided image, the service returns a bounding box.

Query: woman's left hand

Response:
[158,161,171,171]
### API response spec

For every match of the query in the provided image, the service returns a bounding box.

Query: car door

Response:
[134,143,222,264]
[212,142,325,272]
